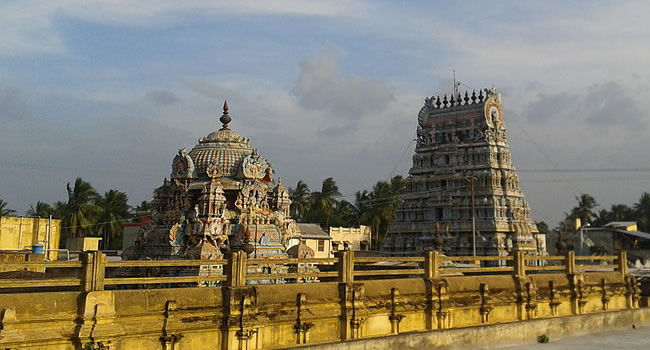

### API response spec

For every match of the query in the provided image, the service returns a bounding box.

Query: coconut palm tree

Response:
[289,180,311,222]
[611,204,634,221]
[96,190,130,249]
[374,176,404,249]
[356,189,382,249]
[63,178,100,238]
[52,201,67,219]
[331,199,359,227]
[26,201,55,218]
[568,193,599,225]
[0,199,16,216]
[593,209,612,227]
[310,177,341,227]
[355,176,404,250]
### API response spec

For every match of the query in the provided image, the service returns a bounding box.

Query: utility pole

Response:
[470,179,476,256]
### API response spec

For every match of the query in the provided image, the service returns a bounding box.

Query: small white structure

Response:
[329,225,371,253]
[287,224,332,259]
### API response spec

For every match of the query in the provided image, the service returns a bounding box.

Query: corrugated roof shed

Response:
[297,223,331,239]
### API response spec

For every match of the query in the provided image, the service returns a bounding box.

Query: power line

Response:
[518,168,650,173]
[0,160,162,178]
[512,125,582,193]
[4,158,650,178]
[388,138,416,179]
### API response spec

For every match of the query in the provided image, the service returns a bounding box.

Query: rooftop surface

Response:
[491,326,649,350]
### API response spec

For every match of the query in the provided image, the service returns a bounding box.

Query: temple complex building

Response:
[123,101,297,261]
[384,88,547,258]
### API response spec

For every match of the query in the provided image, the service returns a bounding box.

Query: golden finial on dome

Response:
[220,100,231,129]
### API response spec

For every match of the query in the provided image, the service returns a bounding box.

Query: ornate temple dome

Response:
[185,101,254,179]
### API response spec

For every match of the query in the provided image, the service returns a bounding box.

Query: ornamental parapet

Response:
[0,251,639,349]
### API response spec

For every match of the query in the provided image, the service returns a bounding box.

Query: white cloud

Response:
[3,1,650,224]
[0,0,366,56]
[292,47,395,119]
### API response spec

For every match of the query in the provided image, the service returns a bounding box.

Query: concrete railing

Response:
[0,251,643,350]
[0,251,627,292]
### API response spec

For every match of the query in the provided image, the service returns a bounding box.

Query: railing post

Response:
[80,251,105,292]
[226,251,247,287]
[513,250,526,278]
[618,251,628,277]
[337,250,354,283]
[566,251,576,275]
[425,250,440,279]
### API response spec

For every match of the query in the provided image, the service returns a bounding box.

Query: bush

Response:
[537,334,550,343]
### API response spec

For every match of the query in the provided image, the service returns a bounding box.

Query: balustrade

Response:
[0,250,628,292]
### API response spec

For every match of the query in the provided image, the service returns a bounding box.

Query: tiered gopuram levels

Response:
[385,88,546,257]
[124,101,295,260]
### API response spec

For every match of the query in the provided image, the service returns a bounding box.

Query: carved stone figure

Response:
[206,161,222,179]
[242,150,270,180]
[171,148,196,178]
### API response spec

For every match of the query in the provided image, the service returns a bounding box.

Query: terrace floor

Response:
[492,325,649,350]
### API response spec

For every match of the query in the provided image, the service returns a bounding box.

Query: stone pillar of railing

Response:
[565,250,584,314]
[511,250,530,321]
[225,251,247,287]
[513,250,526,279]
[424,250,441,279]
[423,250,444,330]
[337,250,354,283]
[618,251,628,277]
[565,250,576,275]
[80,251,105,292]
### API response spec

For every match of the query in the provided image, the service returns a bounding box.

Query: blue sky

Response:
[1,1,650,226]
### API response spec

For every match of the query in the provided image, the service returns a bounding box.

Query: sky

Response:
[1,1,650,226]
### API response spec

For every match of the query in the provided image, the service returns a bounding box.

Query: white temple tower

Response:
[385,88,546,258]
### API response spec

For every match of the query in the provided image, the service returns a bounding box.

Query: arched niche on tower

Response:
[483,90,505,129]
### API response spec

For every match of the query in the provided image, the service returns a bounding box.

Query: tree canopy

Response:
[0,199,16,217]
[288,176,404,249]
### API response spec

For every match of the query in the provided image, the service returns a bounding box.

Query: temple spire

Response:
[220,100,232,129]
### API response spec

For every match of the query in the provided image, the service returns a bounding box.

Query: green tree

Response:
[289,180,311,222]
[610,204,634,221]
[535,221,550,234]
[356,189,382,249]
[0,199,16,216]
[567,193,599,226]
[310,177,341,227]
[96,190,130,249]
[52,201,68,220]
[133,200,152,218]
[356,176,404,250]
[63,178,100,239]
[330,199,359,227]
[26,201,55,218]
[635,192,650,232]
[593,209,612,227]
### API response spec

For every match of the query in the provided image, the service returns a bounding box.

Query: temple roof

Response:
[297,224,330,239]
[186,101,263,179]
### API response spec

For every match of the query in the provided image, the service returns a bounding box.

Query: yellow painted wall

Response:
[0,270,640,350]
[0,216,61,260]
[304,238,331,259]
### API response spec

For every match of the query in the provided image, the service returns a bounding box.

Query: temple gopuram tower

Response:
[123,101,296,261]
[385,88,546,258]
